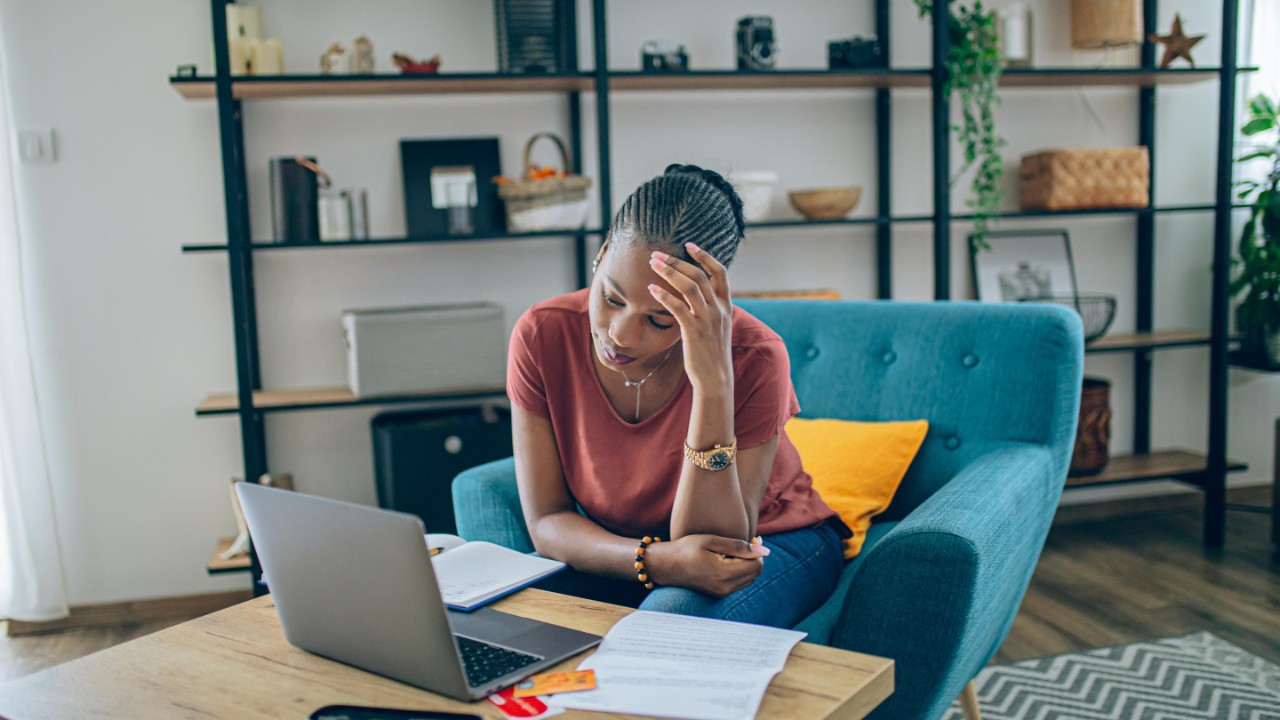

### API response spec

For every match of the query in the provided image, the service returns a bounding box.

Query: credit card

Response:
[485,687,563,718]
[512,669,597,698]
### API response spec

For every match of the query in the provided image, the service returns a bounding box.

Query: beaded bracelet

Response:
[634,535,662,589]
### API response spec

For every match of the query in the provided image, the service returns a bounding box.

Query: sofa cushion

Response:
[793,520,899,645]
[786,417,927,559]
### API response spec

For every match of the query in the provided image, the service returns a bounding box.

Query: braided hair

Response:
[608,164,746,267]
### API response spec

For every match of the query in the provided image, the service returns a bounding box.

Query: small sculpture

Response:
[393,51,442,74]
[320,42,348,74]
[352,34,375,74]
[1148,14,1205,69]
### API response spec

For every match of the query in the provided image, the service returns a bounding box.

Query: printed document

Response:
[546,610,806,720]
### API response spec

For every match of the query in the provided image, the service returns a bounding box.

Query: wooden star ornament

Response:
[1148,13,1206,69]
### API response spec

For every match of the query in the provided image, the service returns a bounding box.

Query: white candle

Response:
[252,38,283,75]
[228,37,249,76]
[226,5,262,41]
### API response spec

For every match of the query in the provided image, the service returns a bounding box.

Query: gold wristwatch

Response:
[683,439,738,471]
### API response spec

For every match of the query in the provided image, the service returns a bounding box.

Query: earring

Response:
[592,258,600,274]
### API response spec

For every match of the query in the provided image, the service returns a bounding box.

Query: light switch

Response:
[17,128,55,163]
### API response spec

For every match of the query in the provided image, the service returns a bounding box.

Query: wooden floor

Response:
[2,510,1277,684]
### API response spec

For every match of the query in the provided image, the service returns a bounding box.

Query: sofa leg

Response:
[959,681,982,720]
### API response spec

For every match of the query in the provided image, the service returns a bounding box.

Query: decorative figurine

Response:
[321,42,348,74]
[1148,13,1205,69]
[352,35,376,74]
[393,52,442,74]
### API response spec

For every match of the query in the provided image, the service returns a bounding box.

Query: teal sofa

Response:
[453,299,1083,720]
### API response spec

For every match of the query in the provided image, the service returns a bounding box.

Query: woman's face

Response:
[588,238,683,374]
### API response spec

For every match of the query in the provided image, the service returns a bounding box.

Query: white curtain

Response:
[1247,0,1280,100]
[0,23,68,621]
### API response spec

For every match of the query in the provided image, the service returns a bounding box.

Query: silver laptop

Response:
[235,482,600,701]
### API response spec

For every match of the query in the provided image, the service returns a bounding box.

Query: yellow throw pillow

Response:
[785,417,928,560]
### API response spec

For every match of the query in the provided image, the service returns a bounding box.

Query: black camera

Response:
[736,16,777,71]
[828,36,885,69]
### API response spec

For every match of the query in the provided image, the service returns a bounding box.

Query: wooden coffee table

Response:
[0,589,893,719]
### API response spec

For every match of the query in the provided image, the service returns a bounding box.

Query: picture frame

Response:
[400,138,504,238]
[969,229,1078,303]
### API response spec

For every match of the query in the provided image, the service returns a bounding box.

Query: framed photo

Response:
[400,138,504,238]
[969,229,1078,303]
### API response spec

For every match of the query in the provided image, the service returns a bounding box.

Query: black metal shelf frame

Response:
[196,0,1242,590]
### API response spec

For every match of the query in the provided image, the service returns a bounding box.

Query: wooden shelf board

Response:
[608,69,931,91]
[999,68,1229,87]
[207,538,251,575]
[1066,449,1246,488]
[171,66,1251,100]
[181,228,604,253]
[170,73,593,100]
[196,386,507,416]
[1086,329,1213,353]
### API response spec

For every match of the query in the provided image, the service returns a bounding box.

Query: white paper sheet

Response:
[546,611,806,720]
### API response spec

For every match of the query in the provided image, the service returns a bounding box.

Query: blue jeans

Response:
[533,522,844,629]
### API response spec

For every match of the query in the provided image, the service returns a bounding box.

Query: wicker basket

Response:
[1069,377,1112,476]
[497,132,592,232]
[1019,147,1149,211]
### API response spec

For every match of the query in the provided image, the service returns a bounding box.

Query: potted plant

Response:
[1230,94,1280,363]
[913,0,1006,250]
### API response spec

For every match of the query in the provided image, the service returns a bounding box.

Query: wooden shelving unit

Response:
[183,1,1247,589]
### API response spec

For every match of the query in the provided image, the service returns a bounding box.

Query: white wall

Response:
[0,0,1271,605]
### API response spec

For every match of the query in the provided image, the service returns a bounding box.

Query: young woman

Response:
[507,164,848,628]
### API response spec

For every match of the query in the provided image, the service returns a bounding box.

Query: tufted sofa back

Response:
[734,299,1083,521]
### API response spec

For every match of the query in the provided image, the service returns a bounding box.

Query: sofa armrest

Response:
[830,443,1062,720]
[451,458,535,553]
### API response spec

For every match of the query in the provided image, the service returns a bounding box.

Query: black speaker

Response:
[371,405,513,535]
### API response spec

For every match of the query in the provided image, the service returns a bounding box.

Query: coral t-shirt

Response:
[507,288,838,539]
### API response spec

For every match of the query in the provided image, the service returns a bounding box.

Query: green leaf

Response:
[1236,150,1275,163]
[1242,117,1274,136]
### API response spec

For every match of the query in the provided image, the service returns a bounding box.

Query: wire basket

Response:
[1019,293,1117,343]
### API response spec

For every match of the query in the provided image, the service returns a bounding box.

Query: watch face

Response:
[708,450,731,470]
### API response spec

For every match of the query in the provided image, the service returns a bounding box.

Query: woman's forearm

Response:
[669,388,751,540]
[529,511,646,581]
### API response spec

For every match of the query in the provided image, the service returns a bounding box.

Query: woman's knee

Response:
[639,586,723,618]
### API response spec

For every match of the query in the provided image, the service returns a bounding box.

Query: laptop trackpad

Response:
[448,607,543,644]
[449,607,600,659]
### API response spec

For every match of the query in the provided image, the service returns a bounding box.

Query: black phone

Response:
[309,706,483,720]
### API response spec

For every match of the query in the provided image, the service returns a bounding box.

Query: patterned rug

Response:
[942,632,1280,719]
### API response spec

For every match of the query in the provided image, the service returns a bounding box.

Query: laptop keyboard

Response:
[455,635,543,688]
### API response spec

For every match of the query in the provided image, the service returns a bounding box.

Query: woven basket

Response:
[497,132,592,232]
[1069,377,1112,476]
[1019,147,1149,211]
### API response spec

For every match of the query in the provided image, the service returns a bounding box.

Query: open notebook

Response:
[430,538,565,611]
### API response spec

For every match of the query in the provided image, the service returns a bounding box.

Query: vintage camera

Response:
[736,16,777,71]
[828,36,885,69]
[641,40,689,72]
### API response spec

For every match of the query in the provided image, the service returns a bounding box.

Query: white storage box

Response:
[342,303,506,398]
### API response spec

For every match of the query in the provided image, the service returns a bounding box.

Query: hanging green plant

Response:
[914,0,1006,251]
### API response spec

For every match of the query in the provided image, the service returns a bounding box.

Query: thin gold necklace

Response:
[621,342,679,421]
